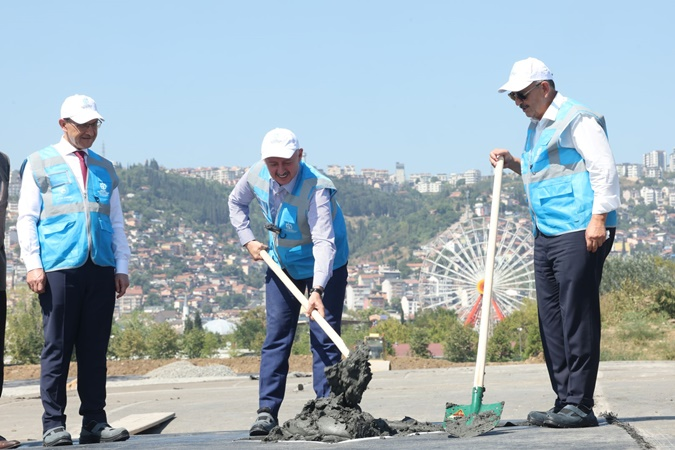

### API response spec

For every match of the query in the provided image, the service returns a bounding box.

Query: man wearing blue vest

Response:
[490,58,620,429]
[17,95,131,446]
[228,128,349,436]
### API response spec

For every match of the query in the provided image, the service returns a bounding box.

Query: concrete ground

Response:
[1,361,673,449]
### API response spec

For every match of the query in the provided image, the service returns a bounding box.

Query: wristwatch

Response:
[309,287,324,298]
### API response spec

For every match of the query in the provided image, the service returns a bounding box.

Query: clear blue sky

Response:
[1,1,672,176]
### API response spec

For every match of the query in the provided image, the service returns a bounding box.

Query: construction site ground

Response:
[1,359,673,449]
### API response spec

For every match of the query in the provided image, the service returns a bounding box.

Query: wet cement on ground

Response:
[266,344,444,443]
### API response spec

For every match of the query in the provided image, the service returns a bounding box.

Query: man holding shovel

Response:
[490,58,620,428]
[228,128,349,436]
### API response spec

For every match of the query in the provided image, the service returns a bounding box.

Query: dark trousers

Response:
[259,264,348,418]
[0,290,6,398]
[534,229,614,409]
[39,258,116,432]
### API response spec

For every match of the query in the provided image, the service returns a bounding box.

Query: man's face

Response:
[264,149,303,186]
[59,118,100,149]
[511,81,550,121]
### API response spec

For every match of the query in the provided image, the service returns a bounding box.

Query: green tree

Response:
[184,316,194,333]
[194,311,203,330]
[372,318,410,345]
[233,307,266,353]
[146,322,180,359]
[108,312,152,359]
[487,299,541,360]
[486,325,515,362]
[181,329,205,358]
[409,327,431,358]
[6,297,43,364]
[411,308,461,343]
[201,331,221,358]
[442,324,478,362]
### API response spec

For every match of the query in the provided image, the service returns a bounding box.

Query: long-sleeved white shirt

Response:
[17,136,131,274]
[531,93,621,216]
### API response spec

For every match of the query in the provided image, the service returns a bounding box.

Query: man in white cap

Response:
[228,128,349,436]
[490,58,620,428]
[17,94,131,446]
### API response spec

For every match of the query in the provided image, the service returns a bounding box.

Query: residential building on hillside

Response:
[395,162,406,184]
[644,150,667,172]
[616,163,643,179]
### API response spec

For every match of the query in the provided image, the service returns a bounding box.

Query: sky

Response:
[1,1,673,177]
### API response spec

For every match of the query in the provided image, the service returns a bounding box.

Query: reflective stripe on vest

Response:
[520,99,617,236]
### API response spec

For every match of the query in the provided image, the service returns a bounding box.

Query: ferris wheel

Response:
[418,215,536,326]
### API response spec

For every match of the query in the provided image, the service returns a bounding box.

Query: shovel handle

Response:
[473,157,504,388]
[260,250,350,358]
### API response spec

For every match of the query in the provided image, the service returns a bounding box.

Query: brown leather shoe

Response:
[0,435,21,449]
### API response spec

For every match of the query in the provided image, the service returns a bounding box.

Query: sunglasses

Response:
[508,82,542,102]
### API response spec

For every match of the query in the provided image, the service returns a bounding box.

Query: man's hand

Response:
[586,214,608,253]
[115,273,130,298]
[305,291,325,319]
[490,148,522,175]
[26,268,47,294]
[244,240,269,261]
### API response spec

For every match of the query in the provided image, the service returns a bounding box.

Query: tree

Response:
[409,327,431,358]
[146,323,180,359]
[442,323,477,362]
[181,329,205,358]
[233,307,266,353]
[372,317,409,345]
[108,312,152,359]
[6,297,43,364]
[487,299,541,360]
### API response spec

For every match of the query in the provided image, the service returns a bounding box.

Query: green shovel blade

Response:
[443,387,504,438]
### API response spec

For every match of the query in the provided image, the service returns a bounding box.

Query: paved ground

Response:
[1,361,673,449]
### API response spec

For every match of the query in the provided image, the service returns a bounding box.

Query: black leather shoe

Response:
[527,405,563,427]
[544,404,599,428]
[0,435,21,450]
[249,408,278,436]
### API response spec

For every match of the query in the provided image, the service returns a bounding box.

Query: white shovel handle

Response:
[260,250,350,358]
[473,157,504,388]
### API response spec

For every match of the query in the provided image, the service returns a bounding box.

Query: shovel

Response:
[259,249,350,358]
[443,157,505,438]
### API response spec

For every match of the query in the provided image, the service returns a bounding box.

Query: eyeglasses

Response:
[65,118,103,131]
[508,82,542,102]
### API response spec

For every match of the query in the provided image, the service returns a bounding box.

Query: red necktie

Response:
[75,151,87,185]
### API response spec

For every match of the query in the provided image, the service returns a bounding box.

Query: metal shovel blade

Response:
[444,402,504,438]
[443,388,504,438]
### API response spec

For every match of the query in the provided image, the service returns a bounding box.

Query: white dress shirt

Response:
[532,93,621,216]
[17,137,131,274]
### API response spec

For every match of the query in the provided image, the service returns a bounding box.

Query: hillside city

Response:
[4,148,675,337]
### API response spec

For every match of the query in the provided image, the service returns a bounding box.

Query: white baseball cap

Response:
[60,94,104,124]
[498,57,554,93]
[261,128,300,160]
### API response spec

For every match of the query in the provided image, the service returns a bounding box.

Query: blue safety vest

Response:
[246,161,349,279]
[520,99,617,236]
[28,146,118,271]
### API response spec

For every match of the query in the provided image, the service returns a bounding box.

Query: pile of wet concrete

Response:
[265,344,444,443]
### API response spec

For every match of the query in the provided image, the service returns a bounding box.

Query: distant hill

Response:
[117,161,530,265]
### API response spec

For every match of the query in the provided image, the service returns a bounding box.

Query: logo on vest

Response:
[97,182,109,199]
